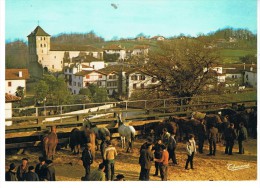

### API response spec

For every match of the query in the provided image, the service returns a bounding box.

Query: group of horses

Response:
[42,107,256,160]
[42,113,136,160]
[142,108,256,143]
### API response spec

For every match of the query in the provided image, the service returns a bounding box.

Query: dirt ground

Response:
[5,138,257,181]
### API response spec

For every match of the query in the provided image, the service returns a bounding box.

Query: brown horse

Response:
[69,127,96,160]
[43,126,58,160]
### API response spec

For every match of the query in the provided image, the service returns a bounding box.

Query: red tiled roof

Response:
[5,69,29,80]
[103,44,124,50]
[75,70,106,76]
[5,93,21,102]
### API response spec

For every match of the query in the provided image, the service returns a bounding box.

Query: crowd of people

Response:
[6,157,56,181]
[6,119,249,182]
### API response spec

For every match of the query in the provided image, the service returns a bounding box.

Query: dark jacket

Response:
[152,143,162,159]
[139,149,154,169]
[82,148,93,167]
[6,170,18,181]
[168,135,177,150]
[16,165,28,181]
[45,164,56,181]
[237,126,248,141]
[25,171,39,181]
[225,127,237,141]
[35,163,47,180]
[208,127,218,140]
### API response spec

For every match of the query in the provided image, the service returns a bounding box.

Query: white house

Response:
[244,67,257,88]
[71,70,107,94]
[5,69,29,96]
[126,69,159,98]
[103,44,126,61]
[132,45,149,56]
[151,36,166,41]
[5,93,21,126]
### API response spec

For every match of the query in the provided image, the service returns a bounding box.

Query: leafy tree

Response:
[239,54,257,64]
[79,84,108,103]
[15,86,25,99]
[34,75,72,105]
[103,51,120,62]
[132,39,220,104]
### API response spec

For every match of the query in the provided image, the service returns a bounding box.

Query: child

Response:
[185,134,196,170]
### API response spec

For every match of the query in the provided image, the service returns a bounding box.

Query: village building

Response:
[103,44,127,61]
[5,93,21,126]
[151,35,166,41]
[132,45,149,57]
[244,67,257,88]
[5,69,30,96]
[27,26,103,72]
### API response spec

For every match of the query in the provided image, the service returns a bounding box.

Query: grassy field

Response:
[218,49,257,63]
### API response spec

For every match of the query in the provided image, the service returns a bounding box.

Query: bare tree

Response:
[132,39,220,104]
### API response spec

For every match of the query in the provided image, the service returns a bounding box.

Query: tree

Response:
[132,39,220,104]
[239,54,257,64]
[15,86,25,99]
[79,84,108,103]
[34,75,72,105]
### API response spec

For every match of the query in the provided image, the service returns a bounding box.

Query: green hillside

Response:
[219,49,257,64]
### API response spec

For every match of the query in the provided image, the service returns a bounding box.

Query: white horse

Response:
[116,114,136,152]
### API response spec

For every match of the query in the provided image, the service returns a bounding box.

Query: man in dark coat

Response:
[45,160,56,181]
[237,122,248,154]
[207,124,218,156]
[168,133,178,165]
[139,137,153,154]
[198,120,206,153]
[35,156,47,181]
[16,158,29,181]
[6,163,18,181]
[25,166,39,181]
[224,123,237,155]
[152,138,163,176]
[139,143,154,181]
[82,143,93,181]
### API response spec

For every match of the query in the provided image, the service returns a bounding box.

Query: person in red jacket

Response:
[155,144,169,181]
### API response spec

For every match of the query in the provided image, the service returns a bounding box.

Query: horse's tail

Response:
[131,128,135,143]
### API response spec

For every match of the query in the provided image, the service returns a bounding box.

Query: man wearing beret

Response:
[17,158,29,181]
[82,143,93,181]
[6,163,18,181]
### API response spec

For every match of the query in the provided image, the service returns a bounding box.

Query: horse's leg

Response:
[120,136,123,149]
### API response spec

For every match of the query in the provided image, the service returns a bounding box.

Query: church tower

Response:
[27,26,51,65]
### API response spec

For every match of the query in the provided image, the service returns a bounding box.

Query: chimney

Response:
[18,71,22,77]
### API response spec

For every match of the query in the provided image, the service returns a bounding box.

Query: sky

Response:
[4,0,258,41]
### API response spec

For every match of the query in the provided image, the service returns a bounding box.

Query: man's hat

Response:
[28,166,34,171]
[45,160,53,164]
[22,158,28,161]
[9,163,16,170]
[116,174,125,180]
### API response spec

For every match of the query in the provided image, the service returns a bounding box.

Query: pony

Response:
[69,127,96,159]
[82,118,110,151]
[116,114,136,153]
[43,126,58,160]
[142,118,179,142]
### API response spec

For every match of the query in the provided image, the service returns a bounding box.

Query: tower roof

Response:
[27,26,50,37]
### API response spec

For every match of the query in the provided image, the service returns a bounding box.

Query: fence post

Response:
[125,101,128,118]
[36,107,38,117]
[60,106,63,123]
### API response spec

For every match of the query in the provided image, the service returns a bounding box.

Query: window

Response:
[73,82,76,86]
[86,75,90,79]
[152,77,157,83]
[113,75,117,79]
[85,82,89,87]
[99,75,102,79]
[109,75,113,79]
[97,81,102,86]
[40,44,42,47]
[44,44,46,47]
[42,57,44,60]
[133,84,137,89]
[54,56,56,59]
[52,65,54,69]
[69,69,72,73]
[141,83,144,89]
[139,75,146,80]
[78,82,81,87]
[41,37,42,40]
[8,82,11,87]
[131,75,138,80]
[44,37,45,40]
[74,90,76,94]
